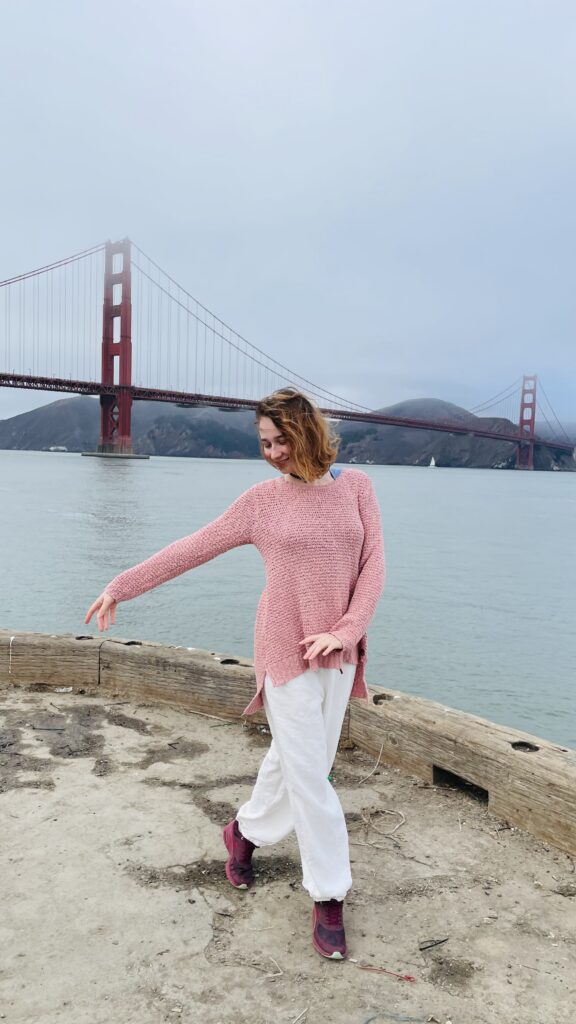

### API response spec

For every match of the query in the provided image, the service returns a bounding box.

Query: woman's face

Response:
[258,416,293,474]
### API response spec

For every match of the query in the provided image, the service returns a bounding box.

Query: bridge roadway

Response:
[1,371,574,454]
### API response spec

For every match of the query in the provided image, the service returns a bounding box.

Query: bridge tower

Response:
[516,375,537,470]
[98,239,133,454]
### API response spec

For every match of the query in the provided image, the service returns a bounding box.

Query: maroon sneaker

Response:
[223,819,256,889]
[312,900,347,960]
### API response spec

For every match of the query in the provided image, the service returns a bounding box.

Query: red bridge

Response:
[1,239,573,470]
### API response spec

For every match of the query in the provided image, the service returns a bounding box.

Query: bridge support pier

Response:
[97,239,135,455]
[516,375,537,470]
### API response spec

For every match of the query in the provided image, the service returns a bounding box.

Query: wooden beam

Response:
[99,637,268,724]
[2,630,574,854]
[0,630,101,690]
[349,687,576,856]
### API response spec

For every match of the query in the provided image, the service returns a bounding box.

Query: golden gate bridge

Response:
[1,238,573,470]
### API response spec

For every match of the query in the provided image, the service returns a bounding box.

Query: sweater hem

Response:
[242,654,369,717]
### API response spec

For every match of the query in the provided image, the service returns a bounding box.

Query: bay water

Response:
[1,449,574,748]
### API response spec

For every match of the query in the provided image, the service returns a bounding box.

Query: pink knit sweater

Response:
[104,469,385,715]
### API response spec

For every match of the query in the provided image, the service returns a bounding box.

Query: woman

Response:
[85,388,385,960]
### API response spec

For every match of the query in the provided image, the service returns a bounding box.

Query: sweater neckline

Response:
[275,470,345,492]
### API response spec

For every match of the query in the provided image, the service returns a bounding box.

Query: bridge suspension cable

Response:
[1,238,572,457]
[131,242,371,413]
[537,379,571,443]
[0,243,106,289]
[471,374,571,444]
[470,378,522,415]
[536,403,561,441]
[0,245,105,383]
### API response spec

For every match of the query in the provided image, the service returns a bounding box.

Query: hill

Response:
[0,394,573,470]
[336,399,574,471]
[0,397,259,459]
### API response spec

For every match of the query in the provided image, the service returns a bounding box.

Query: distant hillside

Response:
[336,398,574,471]
[0,396,99,453]
[0,397,259,459]
[0,394,573,470]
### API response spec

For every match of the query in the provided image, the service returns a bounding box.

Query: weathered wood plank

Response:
[0,629,101,690]
[0,631,351,735]
[99,638,268,724]
[3,630,574,854]
[349,687,576,855]
[98,639,351,738]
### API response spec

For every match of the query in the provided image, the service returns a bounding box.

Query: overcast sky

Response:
[1,0,575,421]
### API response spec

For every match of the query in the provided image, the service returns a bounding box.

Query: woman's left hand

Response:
[299,633,343,660]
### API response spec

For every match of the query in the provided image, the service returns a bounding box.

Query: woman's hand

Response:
[299,632,343,661]
[85,592,117,632]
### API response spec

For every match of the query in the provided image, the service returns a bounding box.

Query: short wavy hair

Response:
[255,388,340,482]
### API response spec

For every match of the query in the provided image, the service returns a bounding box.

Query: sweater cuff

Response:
[329,629,352,650]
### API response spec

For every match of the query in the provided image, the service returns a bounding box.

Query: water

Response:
[1,449,575,749]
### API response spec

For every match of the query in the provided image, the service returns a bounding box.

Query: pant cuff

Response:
[305,888,350,903]
[235,818,266,848]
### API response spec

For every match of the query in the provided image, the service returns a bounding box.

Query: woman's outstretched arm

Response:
[85,486,256,631]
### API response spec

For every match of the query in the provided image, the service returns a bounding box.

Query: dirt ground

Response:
[1,686,575,1024]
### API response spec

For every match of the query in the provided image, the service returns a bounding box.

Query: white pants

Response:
[237,664,355,902]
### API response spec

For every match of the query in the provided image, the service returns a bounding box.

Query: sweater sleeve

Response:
[104,487,255,603]
[329,476,385,649]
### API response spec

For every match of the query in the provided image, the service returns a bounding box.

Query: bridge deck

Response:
[1,371,574,453]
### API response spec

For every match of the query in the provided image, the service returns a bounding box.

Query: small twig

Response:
[350,839,393,853]
[518,963,553,976]
[397,852,431,867]
[266,956,283,977]
[243,961,271,974]
[419,937,449,951]
[357,963,416,983]
[358,742,384,784]
[291,1010,308,1024]
[363,809,406,837]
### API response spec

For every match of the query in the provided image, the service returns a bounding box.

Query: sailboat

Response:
[429,456,436,467]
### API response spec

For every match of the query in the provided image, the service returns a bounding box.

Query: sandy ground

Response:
[1,687,575,1024]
